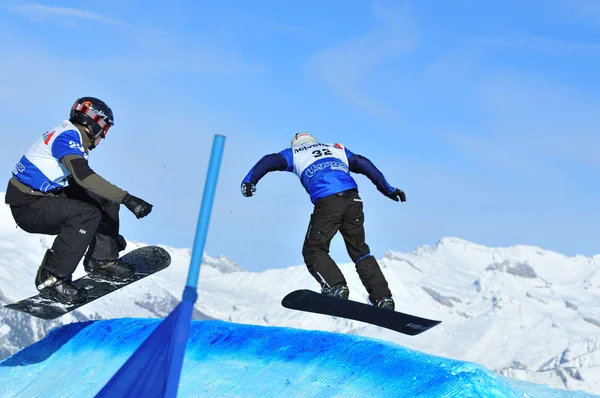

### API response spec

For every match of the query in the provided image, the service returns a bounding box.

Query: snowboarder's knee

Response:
[354,253,374,264]
[302,245,323,265]
[77,203,102,225]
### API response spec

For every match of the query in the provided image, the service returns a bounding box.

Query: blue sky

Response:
[1,0,599,272]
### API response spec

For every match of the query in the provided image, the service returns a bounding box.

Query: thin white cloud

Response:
[469,34,600,56]
[441,132,558,178]
[559,0,600,26]
[437,69,600,186]
[307,3,417,123]
[8,3,128,26]
[478,73,600,168]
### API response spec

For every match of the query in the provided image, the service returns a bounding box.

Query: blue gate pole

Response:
[164,134,226,397]
[186,134,226,289]
[95,135,226,398]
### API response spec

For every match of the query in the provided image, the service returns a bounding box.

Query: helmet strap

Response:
[86,127,97,150]
[86,124,105,150]
[73,124,94,150]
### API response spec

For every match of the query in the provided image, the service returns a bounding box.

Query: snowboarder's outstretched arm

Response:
[60,154,153,218]
[61,154,128,203]
[345,148,406,202]
[241,150,292,197]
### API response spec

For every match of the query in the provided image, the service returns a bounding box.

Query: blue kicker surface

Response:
[0,319,597,398]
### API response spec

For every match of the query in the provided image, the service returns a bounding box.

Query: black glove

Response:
[387,188,406,202]
[122,193,153,219]
[241,182,256,197]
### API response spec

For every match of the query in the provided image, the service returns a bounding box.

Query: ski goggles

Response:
[73,103,112,138]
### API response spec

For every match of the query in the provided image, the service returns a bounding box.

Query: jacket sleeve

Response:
[242,149,293,185]
[61,154,128,203]
[345,148,395,196]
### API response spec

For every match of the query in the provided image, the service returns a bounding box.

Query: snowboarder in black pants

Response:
[5,97,153,305]
[241,133,406,310]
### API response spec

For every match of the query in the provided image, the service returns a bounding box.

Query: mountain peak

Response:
[203,254,245,273]
[411,236,485,254]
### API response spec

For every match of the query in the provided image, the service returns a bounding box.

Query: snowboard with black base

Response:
[4,246,171,320]
[282,289,441,336]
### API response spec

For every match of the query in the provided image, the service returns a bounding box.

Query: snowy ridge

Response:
[1,193,599,394]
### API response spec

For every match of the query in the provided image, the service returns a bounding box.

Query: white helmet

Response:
[291,132,317,147]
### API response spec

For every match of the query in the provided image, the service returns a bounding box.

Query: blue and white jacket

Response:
[242,142,396,204]
[11,120,88,193]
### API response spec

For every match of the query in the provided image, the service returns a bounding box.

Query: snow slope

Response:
[0,318,597,397]
[1,192,600,394]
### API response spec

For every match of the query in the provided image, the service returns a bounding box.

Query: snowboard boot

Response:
[84,257,135,282]
[321,282,350,300]
[35,263,87,305]
[372,295,395,311]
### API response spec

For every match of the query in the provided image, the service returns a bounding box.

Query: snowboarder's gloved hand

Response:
[387,188,406,202]
[241,182,256,197]
[122,194,153,219]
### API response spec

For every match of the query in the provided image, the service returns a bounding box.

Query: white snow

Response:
[1,192,599,394]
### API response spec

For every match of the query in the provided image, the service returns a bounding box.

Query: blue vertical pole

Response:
[96,135,226,398]
[186,134,226,289]
[164,134,226,397]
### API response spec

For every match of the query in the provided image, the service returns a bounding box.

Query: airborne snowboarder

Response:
[5,97,153,305]
[241,132,406,310]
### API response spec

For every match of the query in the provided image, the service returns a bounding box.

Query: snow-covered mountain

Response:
[1,193,599,395]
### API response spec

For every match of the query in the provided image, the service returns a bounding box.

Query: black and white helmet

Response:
[69,97,114,145]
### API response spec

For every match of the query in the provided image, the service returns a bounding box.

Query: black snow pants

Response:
[302,188,392,302]
[10,180,123,278]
